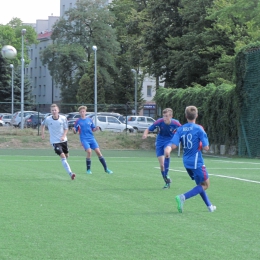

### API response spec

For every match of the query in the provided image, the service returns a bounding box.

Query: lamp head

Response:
[10,64,14,69]
[131,69,136,73]
[92,46,97,51]
[21,29,27,35]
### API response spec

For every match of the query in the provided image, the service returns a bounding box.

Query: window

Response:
[30,49,33,59]
[39,85,41,96]
[39,66,41,78]
[30,68,33,78]
[137,117,145,122]
[35,57,37,68]
[147,85,152,97]
[128,116,136,121]
[98,116,106,122]
[147,117,155,123]
[108,117,119,124]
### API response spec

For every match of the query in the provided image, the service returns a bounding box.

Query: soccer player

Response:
[41,104,76,180]
[142,108,181,189]
[170,105,216,213]
[73,106,113,174]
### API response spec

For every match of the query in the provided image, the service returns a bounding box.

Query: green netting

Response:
[237,47,260,157]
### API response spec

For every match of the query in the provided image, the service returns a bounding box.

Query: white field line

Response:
[209,159,260,165]
[155,167,260,184]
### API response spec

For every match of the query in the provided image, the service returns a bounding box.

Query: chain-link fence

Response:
[0,101,158,118]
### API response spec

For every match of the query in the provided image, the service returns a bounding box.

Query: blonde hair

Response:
[185,106,198,120]
[78,106,87,112]
[163,108,173,116]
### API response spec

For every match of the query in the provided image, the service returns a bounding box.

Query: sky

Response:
[0,0,60,25]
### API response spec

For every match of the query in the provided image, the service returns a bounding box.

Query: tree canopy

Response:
[0,19,38,112]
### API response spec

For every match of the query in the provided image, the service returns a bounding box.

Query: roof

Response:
[37,31,52,40]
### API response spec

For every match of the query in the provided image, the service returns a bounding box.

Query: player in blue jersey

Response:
[41,104,76,180]
[170,106,216,213]
[142,108,181,189]
[73,106,113,174]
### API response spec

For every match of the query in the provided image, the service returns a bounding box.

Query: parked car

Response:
[44,112,68,119]
[126,116,156,132]
[0,119,5,126]
[67,111,94,121]
[25,114,45,128]
[88,112,126,123]
[66,112,81,120]
[0,113,12,125]
[68,119,77,130]
[11,111,41,127]
[91,115,134,133]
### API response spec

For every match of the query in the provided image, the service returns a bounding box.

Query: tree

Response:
[77,56,106,109]
[41,43,87,107]
[141,0,183,88]
[42,0,120,106]
[110,0,147,111]
[0,21,37,112]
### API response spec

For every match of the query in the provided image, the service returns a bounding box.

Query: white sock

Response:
[61,158,72,175]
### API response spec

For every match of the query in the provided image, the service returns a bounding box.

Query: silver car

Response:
[0,113,12,126]
[11,111,40,127]
[0,119,5,126]
[91,115,134,133]
[126,116,156,132]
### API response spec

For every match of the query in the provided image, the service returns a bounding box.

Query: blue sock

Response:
[86,158,91,170]
[161,171,166,181]
[99,156,107,170]
[200,190,211,207]
[184,185,204,200]
[164,157,170,176]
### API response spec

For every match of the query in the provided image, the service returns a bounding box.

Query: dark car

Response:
[25,114,45,128]
[68,119,77,130]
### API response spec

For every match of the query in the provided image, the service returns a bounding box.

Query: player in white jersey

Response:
[41,104,76,180]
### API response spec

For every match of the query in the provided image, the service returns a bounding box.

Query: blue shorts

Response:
[155,142,171,157]
[186,166,208,185]
[81,139,99,150]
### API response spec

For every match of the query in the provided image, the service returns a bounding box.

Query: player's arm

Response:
[203,145,209,151]
[73,119,79,134]
[91,120,99,132]
[41,120,46,139]
[142,129,149,139]
[199,128,209,151]
[170,130,180,150]
[61,128,68,141]
[92,126,100,132]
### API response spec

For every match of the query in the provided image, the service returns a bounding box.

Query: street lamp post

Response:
[21,28,26,129]
[92,45,97,126]
[10,64,14,116]
[131,69,137,115]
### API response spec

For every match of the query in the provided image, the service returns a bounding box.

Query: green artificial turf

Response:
[0,150,260,259]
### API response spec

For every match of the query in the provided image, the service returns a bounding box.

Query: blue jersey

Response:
[171,123,209,169]
[74,117,96,141]
[149,118,181,146]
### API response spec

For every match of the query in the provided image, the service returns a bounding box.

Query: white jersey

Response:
[42,115,68,144]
